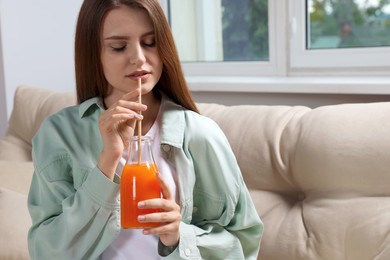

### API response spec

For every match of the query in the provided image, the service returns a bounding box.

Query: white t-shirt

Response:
[101,108,178,260]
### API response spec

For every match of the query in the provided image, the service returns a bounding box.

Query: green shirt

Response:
[28,94,263,259]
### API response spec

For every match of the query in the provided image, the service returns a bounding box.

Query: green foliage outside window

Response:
[221,0,269,61]
[309,0,390,49]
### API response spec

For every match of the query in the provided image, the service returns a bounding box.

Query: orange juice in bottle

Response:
[120,136,161,228]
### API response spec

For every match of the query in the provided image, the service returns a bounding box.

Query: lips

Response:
[127,70,149,78]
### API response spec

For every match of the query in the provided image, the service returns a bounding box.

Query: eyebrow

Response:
[104,31,155,40]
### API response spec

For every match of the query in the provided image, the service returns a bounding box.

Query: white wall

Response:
[0,0,83,136]
[0,21,6,137]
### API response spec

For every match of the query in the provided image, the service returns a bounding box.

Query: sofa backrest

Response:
[198,103,311,191]
[199,101,390,194]
[0,86,76,161]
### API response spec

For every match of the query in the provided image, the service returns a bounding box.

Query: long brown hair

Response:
[74,0,198,113]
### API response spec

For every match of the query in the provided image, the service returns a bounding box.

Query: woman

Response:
[27,0,263,259]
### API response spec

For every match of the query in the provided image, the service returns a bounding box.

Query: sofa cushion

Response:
[0,160,34,259]
[198,102,311,192]
[0,160,34,195]
[0,188,31,260]
[0,85,76,161]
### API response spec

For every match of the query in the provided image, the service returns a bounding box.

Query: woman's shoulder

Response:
[185,109,223,133]
[32,102,99,171]
[179,109,233,154]
[38,105,80,132]
[38,97,101,133]
[161,95,221,131]
[32,106,78,170]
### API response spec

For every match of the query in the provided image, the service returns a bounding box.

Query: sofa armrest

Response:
[0,85,76,161]
[0,160,34,195]
[0,160,34,260]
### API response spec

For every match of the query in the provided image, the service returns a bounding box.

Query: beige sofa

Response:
[1,85,390,260]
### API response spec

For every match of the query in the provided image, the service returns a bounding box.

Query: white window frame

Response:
[289,0,390,71]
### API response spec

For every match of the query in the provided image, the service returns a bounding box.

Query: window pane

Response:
[307,0,390,49]
[168,0,269,62]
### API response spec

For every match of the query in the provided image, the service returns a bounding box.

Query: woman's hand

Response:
[138,173,181,247]
[97,89,147,180]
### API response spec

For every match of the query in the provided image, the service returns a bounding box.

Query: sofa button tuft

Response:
[297,193,306,201]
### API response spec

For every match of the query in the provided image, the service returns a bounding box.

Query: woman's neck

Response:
[138,92,161,136]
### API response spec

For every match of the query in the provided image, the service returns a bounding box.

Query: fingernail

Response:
[136,114,143,120]
[138,201,145,208]
[138,215,145,221]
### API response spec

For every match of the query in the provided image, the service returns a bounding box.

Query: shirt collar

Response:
[77,94,187,148]
[78,97,104,118]
[160,93,185,149]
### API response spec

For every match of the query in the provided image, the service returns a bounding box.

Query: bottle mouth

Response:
[130,136,153,142]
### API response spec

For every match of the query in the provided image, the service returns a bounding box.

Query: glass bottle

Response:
[120,136,161,229]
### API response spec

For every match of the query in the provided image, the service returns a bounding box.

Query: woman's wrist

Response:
[97,151,120,180]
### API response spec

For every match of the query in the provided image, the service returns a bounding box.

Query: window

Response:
[162,0,390,87]
[307,0,390,49]
[290,0,390,70]
[165,0,285,76]
[168,0,269,62]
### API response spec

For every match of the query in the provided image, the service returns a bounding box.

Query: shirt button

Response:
[162,145,171,152]
[193,206,198,213]
[185,248,191,256]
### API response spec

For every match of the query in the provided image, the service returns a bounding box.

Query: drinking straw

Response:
[137,78,142,164]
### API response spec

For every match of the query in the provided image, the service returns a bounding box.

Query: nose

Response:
[129,43,146,66]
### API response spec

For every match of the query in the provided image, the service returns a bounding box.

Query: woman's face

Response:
[101,5,163,102]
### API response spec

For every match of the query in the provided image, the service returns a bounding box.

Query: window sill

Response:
[186,76,390,95]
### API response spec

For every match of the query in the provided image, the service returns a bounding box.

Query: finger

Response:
[115,99,147,112]
[121,87,141,101]
[157,172,173,201]
[101,105,143,123]
[105,111,142,121]
[120,88,147,109]
[99,113,139,128]
[138,209,181,226]
[99,113,133,127]
[100,105,140,122]
[143,221,180,235]
[106,100,146,116]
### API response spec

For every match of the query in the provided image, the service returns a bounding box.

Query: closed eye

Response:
[111,45,127,52]
[143,41,156,48]
[142,35,156,48]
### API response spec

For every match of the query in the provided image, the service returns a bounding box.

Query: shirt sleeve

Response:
[28,157,120,260]
[160,186,263,260]
[159,117,264,259]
